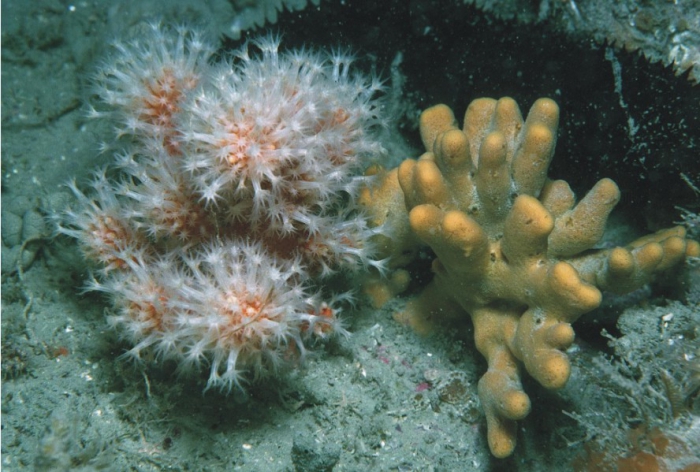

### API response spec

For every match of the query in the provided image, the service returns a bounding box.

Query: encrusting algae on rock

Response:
[359,96,699,458]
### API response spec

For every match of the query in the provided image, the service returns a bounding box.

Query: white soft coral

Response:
[57,23,385,391]
[105,242,335,391]
[91,22,216,150]
[179,36,385,234]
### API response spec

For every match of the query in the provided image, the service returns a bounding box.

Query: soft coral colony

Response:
[360,97,700,457]
[58,23,385,391]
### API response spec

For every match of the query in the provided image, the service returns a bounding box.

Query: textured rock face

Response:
[359,96,699,457]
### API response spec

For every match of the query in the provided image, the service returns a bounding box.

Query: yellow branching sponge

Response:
[359,97,700,458]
